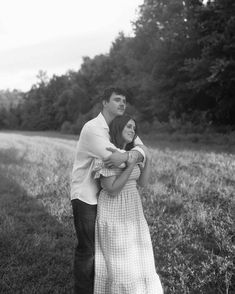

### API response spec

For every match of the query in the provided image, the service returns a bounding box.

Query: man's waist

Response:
[70,184,99,204]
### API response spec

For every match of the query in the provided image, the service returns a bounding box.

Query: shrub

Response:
[72,113,92,134]
[60,121,73,134]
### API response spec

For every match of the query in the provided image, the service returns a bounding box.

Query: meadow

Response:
[0,131,234,294]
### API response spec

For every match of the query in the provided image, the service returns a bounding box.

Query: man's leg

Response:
[71,199,97,294]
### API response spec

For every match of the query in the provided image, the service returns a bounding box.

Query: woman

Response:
[93,115,163,294]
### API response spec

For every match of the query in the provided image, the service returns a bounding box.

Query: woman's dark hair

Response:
[109,115,137,151]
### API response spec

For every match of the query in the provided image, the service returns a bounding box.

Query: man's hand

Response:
[104,148,128,168]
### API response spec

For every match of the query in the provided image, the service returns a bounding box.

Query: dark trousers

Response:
[71,199,97,294]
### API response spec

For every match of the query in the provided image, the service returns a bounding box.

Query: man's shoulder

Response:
[85,115,99,127]
[81,114,101,132]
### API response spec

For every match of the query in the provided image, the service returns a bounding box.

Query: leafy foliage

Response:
[1,0,235,131]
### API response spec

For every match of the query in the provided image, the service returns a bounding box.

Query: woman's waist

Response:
[97,191,144,221]
[98,187,140,205]
[100,183,138,196]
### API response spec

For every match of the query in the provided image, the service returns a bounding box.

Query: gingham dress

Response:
[93,161,163,294]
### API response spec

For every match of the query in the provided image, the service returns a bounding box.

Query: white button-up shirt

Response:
[70,112,144,204]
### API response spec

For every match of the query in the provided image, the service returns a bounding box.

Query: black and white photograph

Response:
[0,0,234,293]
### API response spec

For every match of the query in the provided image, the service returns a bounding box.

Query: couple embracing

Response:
[70,87,163,294]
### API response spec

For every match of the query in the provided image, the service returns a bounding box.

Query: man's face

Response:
[103,92,126,117]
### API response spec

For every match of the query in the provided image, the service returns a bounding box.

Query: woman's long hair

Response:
[109,115,137,151]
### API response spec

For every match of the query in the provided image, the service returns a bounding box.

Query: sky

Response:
[0,0,143,92]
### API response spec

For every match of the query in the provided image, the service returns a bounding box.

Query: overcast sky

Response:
[0,0,143,91]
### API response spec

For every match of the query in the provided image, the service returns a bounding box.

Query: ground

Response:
[0,131,234,294]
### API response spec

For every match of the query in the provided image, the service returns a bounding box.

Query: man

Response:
[70,87,145,294]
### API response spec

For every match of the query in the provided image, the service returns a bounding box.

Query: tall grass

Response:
[0,131,234,293]
[0,133,76,294]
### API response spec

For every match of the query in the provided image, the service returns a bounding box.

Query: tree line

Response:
[1,0,234,133]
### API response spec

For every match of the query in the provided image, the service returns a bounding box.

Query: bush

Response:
[167,111,213,134]
[60,121,73,134]
[72,113,92,135]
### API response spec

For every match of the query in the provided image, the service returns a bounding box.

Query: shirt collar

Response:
[97,112,109,130]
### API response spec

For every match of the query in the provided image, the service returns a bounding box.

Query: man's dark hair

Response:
[109,115,137,151]
[102,87,127,102]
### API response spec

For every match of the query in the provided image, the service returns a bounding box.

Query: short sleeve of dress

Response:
[92,158,122,179]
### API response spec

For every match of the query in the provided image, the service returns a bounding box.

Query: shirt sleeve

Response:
[133,135,145,160]
[83,124,125,159]
[131,145,145,161]
[82,122,145,161]
[134,136,143,145]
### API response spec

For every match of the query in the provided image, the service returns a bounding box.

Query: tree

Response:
[131,0,202,120]
[36,70,49,87]
[183,0,235,124]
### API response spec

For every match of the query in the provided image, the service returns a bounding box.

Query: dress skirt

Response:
[93,165,163,294]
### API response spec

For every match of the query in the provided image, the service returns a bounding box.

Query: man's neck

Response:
[101,110,114,126]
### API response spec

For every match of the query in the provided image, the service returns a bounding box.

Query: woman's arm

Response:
[138,146,152,187]
[100,159,137,195]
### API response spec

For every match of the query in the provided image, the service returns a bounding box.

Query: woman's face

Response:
[122,119,136,144]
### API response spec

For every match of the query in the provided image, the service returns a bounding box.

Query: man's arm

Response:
[103,136,146,167]
[129,146,145,164]
[132,135,145,163]
[104,145,145,168]
[83,124,145,167]
[83,125,128,166]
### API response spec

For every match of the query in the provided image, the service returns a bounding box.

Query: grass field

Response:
[0,131,234,294]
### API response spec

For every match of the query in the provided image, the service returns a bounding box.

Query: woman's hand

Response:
[126,151,139,167]
[126,156,137,167]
